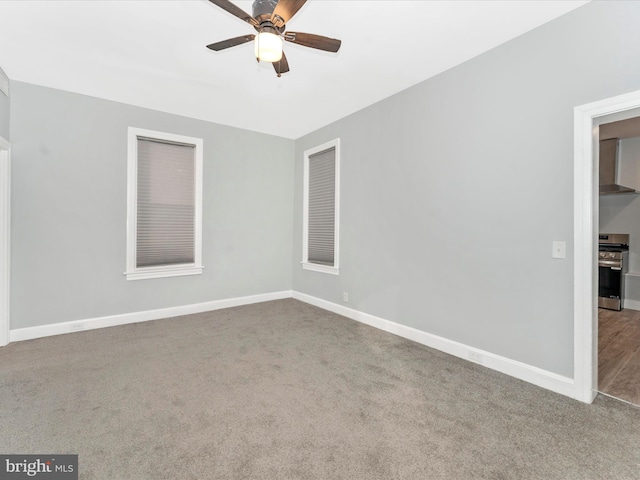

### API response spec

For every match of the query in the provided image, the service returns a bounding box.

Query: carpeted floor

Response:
[1,299,639,479]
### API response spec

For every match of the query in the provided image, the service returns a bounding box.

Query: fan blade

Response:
[284,32,341,53]
[206,34,256,51]
[208,0,258,27]
[271,0,307,28]
[273,51,290,77]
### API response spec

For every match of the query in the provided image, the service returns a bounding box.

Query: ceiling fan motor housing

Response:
[253,0,279,23]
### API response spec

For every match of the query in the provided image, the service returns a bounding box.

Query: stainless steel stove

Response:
[598,233,629,311]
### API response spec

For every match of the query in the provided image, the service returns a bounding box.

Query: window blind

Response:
[136,138,195,268]
[308,147,336,266]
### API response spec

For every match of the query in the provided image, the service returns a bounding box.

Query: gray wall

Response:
[10,81,294,329]
[615,136,640,192]
[600,192,640,305]
[293,1,640,377]
[0,67,9,140]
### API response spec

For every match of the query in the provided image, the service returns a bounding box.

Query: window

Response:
[302,138,340,275]
[126,127,203,280]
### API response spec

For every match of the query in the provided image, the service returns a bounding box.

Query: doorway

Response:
[574,90,640,404]
[0,136,9,347]
[596,112,640,406]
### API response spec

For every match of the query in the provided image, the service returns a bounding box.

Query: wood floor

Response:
[598,307,640,406]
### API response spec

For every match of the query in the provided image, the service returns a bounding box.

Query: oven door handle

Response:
[599,260,623,270]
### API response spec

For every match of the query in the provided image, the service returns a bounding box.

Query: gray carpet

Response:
[0,299,639,479]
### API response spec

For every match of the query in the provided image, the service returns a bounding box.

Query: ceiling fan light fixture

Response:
[207,0,341,76]
[254,31,283,63]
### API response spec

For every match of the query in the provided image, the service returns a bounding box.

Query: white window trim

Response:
[125,127,204,281]
[0,66,8,97]
[302,138,340,275]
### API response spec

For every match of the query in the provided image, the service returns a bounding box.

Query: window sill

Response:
[301,262,339,276]
[125,265,204,281]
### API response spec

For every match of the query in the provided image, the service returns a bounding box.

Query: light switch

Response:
[552,241,566,259]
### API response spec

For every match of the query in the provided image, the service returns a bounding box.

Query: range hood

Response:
[599,138,637,195]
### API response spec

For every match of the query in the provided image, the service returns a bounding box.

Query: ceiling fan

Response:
[206,0,342,77]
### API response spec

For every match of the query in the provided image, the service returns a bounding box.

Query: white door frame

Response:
[0,135,10,347]
[573,89,640,403]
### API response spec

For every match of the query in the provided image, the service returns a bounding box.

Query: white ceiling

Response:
[0,0,588,139]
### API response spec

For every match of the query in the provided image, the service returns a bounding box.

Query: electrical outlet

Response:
[343,292,349,302]
[552,241,566,259]
[70,322,85,332]
[469,351,483,364]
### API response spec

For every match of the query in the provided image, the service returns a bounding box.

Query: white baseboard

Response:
[9,288,575,400]
[622,299,640,311]
[292,291,575,399]
[9,290,293,342]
